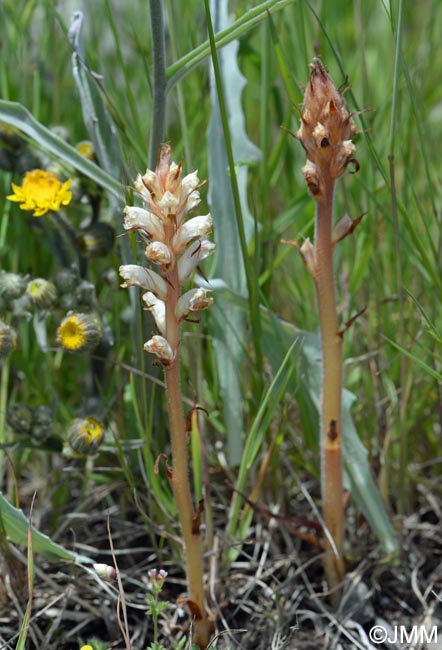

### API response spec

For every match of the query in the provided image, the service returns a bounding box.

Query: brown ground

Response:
[1,477,441,650]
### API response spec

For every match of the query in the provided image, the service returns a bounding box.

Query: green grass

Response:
[1,0,441,646]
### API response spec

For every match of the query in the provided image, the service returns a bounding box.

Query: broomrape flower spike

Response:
[119,144,214,648]
[6,169,72,216]
[295,58,361,605]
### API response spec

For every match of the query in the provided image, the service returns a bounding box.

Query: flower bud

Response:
[7,403,33,435]
[301,161,321,198]
[297,58,357,183]
[0,271,27,302]
[57,312,102,353]
[26,278,57,310]
[148,568,168,592]
[93,563,117,581]
[77,223,115,257]
[76,140,95,161]
[299,238,317,278]
[53,267,79,294]
[74,280,97,309]
[67,416,105,454]
[144,335,174,365]
[0,320,16,358]
[145,241,173,269]
[32,405,54,441]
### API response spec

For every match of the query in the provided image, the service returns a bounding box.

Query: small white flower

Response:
[176,190,201,227]
[158,190,179,216]
[178,239,216,284]
[145,241,173,268]
[181,171,200,195]
[176,287,213,320]
[142,291,166,335]
[119,264,167,300]
[141,169,157,188]
[144,335,174,364]
[123,206,165,241]
[134,174,152,204]
[172,215,213,254]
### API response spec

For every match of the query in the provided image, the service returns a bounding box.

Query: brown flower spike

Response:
[294,58,361,604]
[297,58,358,198]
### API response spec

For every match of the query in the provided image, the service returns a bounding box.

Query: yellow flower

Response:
[67,417,105,454]
[80,646,94,650]
[57,312,101,353]
[75,140,95,161]
[6,169,72,217]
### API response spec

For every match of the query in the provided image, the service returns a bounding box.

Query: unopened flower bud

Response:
[297,58,357,182]
[53,267,79,294]
[145,242,173,269]
[301,161,321,198]
[77,223,115,257]
[76,140,95,161]
[299,238,317,277]
[93,563,117,581]
[74,280,97,309]
[333,214,354,244]
[0,271,27,302]
[67,416,105,454]
[32,405,54,441]
[26,278,57,310]
[0,320,16,358]
[148,568,168,592]
[7,403,33,435]
[144,335,174,364]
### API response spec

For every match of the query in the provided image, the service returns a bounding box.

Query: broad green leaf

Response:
[0,492,92,564]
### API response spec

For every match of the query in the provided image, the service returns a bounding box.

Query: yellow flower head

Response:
[80,645,94,650]
[75,140,95,161]
[26,278,57,310]
[57,312,101,353]
[6,169,72,217]
[67,417,105,455]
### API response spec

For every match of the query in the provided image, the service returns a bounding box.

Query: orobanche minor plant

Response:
[295,58,361,601]
[119,145,214,649]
